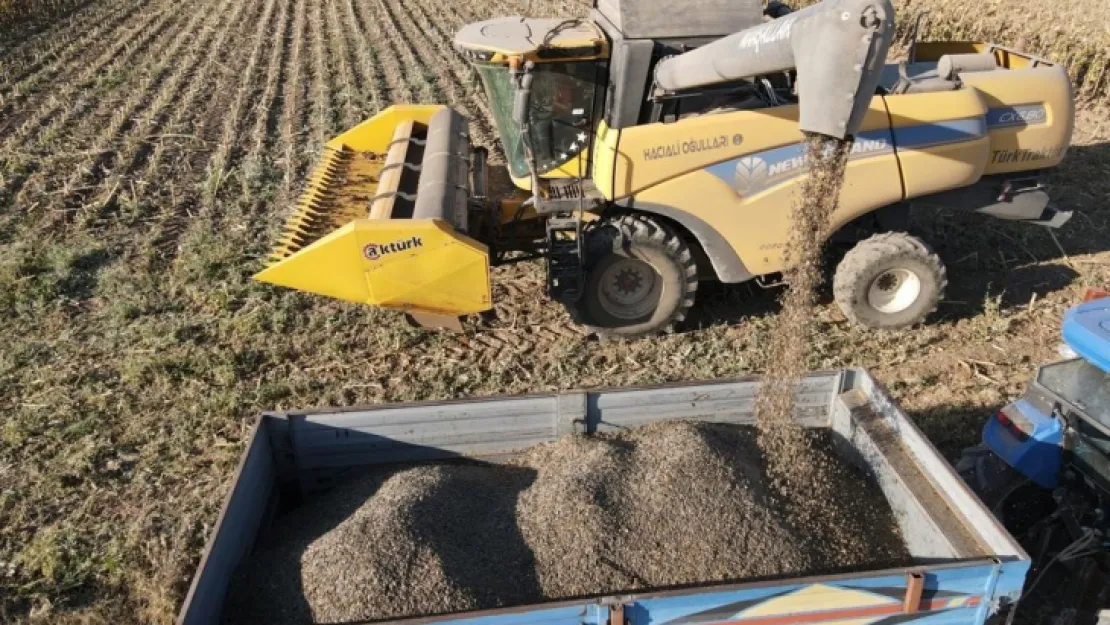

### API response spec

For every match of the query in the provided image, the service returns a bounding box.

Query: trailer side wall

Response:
[177,370,1027,625]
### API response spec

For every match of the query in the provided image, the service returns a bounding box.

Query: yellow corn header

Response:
[255,105,492,328]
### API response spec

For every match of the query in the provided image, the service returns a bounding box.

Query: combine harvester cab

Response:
[254,105,492,330]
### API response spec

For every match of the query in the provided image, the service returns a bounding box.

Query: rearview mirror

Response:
[512,70,534,126]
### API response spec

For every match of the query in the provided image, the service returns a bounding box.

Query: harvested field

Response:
[0,0,1109,623]
[0,0,90,39]
[224,422,909,624]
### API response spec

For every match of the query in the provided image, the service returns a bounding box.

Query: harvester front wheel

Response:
[569,215,698,339]
[833,232,946,330]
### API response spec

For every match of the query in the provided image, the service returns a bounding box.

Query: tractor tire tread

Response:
[570,214,698,340]
[833,232,947,331]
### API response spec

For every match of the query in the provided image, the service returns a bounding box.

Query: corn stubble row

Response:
[0,0,86,27]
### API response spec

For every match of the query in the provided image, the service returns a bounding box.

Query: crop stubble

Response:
[23,0,231,228]
[0,0,147,110]
[84,0,268,232]
[0,5,185,202]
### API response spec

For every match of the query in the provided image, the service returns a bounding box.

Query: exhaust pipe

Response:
[653,0,895,139]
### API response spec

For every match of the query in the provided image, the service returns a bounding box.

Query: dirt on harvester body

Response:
[224,421,909,624]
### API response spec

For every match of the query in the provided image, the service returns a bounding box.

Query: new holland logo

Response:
[363,236,423,261]
[734,156,769,194]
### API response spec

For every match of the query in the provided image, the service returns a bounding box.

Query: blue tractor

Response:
[959,294,1110,624]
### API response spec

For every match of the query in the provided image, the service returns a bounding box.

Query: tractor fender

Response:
[615,199,754,284]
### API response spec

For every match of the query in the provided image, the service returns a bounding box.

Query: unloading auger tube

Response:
[653,0,895,139]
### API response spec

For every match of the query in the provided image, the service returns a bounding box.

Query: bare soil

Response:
[224,422,908,624]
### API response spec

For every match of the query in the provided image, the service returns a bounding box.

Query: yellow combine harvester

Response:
[256,0,1075,338]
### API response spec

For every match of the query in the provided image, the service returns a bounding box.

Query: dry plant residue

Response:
[224,421,908,624]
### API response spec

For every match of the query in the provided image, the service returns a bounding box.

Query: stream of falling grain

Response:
[752,134,867,561]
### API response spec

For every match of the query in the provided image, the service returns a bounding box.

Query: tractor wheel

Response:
[956,444,1027,515]
[568,214,698,340]
[833,232,947,330]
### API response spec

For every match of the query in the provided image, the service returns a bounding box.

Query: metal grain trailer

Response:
[178,369,1030,625]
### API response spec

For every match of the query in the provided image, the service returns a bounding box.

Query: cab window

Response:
[526,61,603,174]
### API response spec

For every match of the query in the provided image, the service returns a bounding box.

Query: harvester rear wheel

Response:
[833,232,946,330]
[569,215,698,340]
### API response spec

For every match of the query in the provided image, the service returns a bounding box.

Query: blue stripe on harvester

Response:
[704,117,986,197]
[891,117,987,150]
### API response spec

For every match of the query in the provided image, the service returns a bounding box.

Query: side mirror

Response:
[512,63,534,126]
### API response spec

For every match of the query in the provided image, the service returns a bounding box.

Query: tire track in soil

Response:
[451,263,587,363]
[139,0,284,269]
[0,5,188,207]
[401,0,498,149]
[0,0,147,104]
[63,0,257,232]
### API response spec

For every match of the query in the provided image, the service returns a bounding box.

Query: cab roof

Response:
[1063,297,1110,374]
[454,17,608,64]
